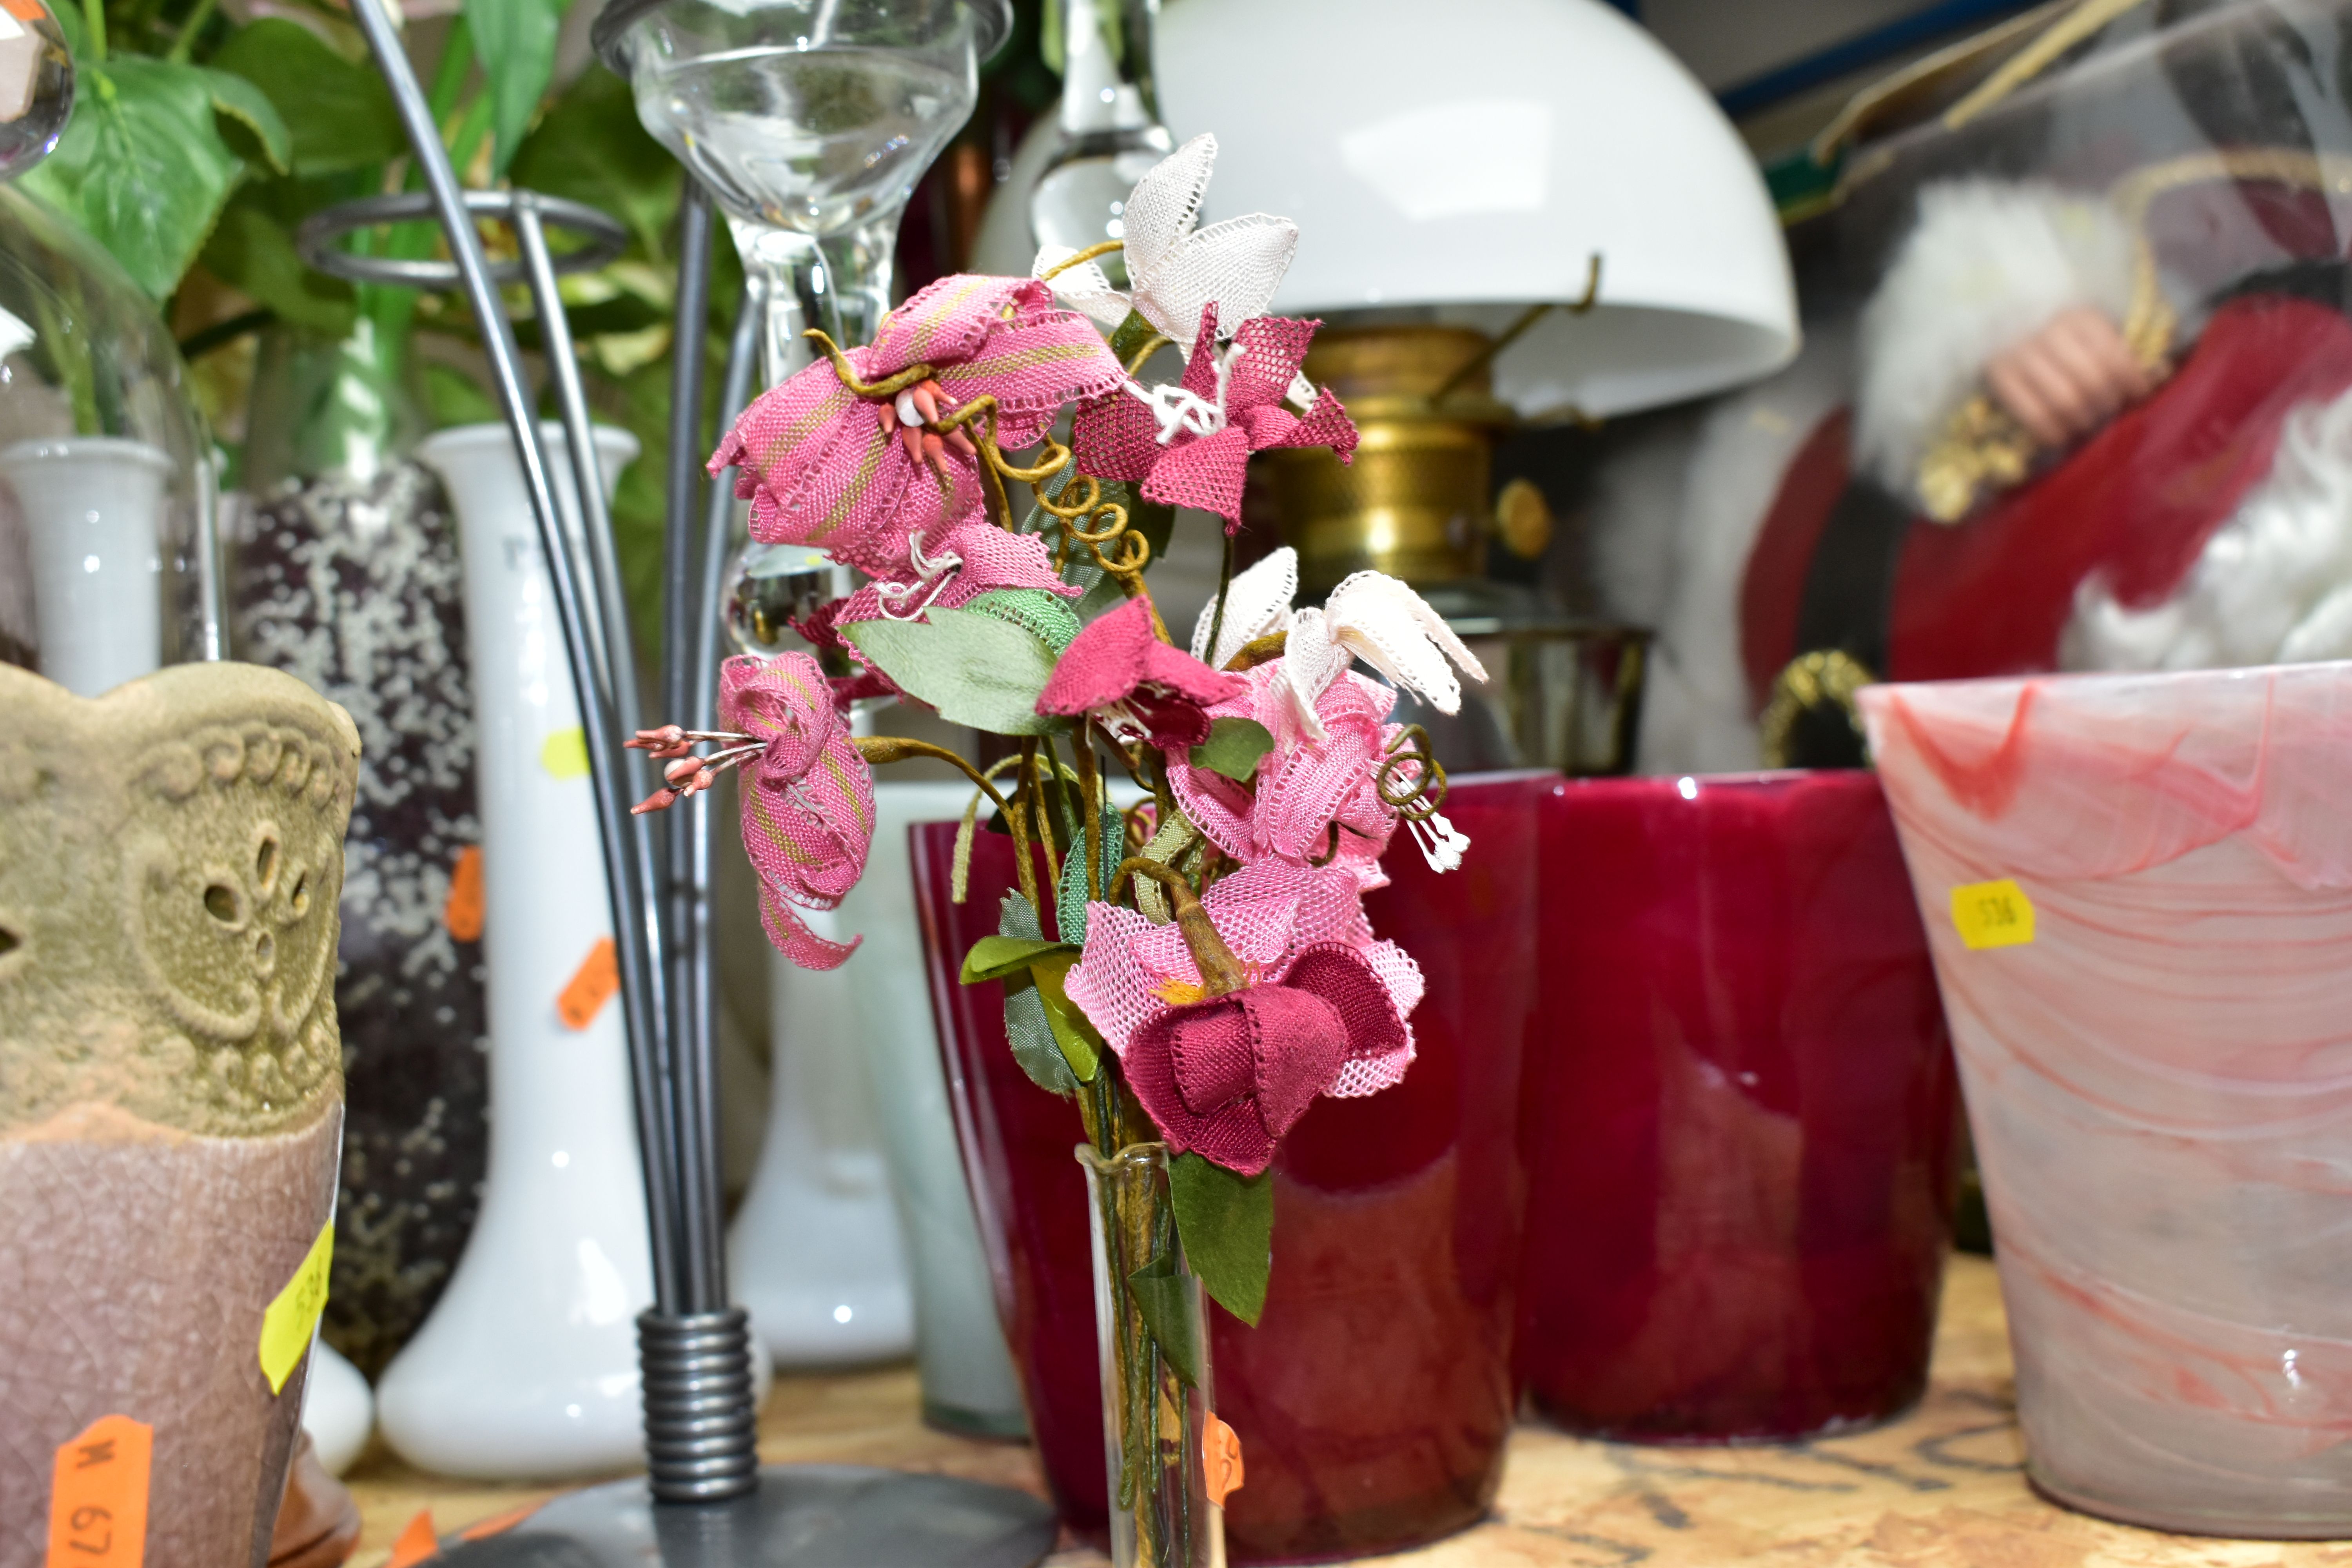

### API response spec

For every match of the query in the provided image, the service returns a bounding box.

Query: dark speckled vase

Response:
[229,321,488,1376]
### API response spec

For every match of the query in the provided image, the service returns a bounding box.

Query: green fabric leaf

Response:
[200,199,354,335]
[1055,802,1122,945]
[208,20,401,176]
[844,608,1064,735]
[509,67,680,260]
[964,587,1081,653]
[464,0,564,175]
[197,65,292,176]
[1171,1151,1272,1325]
[960,934,1074,985]
[1030,950,1101,1082]
[1190,717,1274,783]
[997,895,1076,1095]
[21,58,246,298]
[1126,1260,1202,1389]
[1002,970,1080,1095]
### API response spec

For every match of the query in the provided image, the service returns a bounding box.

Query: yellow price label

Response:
[258,1221,333,1396]
[1951,879,2035,950]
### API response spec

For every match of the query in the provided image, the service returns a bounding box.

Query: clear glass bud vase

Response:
[1078,1142,1226,1568]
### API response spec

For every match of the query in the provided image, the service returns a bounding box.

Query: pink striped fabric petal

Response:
[758,882,862,970]
[868,274,1027,375]
[719,654,878,969]
[715,349,872,499]
[932,309,1129,419]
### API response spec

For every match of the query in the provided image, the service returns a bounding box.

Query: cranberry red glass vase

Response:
[918,772,1546,1561]
[1518,769,1959,1442]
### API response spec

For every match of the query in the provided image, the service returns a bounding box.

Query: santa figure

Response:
[1605,0,2352,771]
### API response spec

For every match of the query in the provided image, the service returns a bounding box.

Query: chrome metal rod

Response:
[660,181,724,1312]
[345,0,684,1313]
[512,198,629,723]
[683,281,762,1324]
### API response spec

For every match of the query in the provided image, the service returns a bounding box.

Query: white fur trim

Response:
[1855,180,2137,507]
[2063,383,2352,671]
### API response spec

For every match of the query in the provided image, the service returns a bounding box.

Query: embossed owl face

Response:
[0,664,359,1138]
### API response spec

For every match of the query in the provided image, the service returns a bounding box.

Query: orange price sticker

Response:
[444,845,485,943]
[1202,1411,1244,1507]
[557,938,619,1030]
[47,1415,151,1568]
[0,0,49,22]
[386,1509,439,1568]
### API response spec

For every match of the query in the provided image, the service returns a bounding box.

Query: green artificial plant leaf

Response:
[1030,951,1101,1082]
[22,57,247,298]
[465,0,565,175]
[1109,308,1158,365]
[960,934,1074,984]
[843,608,1064,735]
[1189,717,1274,783]
[1170,1151,1272,1325]
[197,66,292,175]
[209,19,402,176]
[200,198,355,335]
[1126,1258,1202,1388]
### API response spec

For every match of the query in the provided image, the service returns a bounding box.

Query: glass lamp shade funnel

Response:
[376,423,659,1481]
[0,186,218,691]
[1155,0,1797,420]
[611,0,1010,381]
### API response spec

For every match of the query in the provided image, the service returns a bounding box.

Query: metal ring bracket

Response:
[295,189,628,289]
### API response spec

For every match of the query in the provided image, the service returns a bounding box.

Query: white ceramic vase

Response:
[376,423,653,1480]
[301,1339,374,1477]
[729,784,1026,1432]
[730,900,916,1368]
[0,435,172,696]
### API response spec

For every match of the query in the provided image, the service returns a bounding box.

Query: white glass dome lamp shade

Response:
[604,0,1013,379]
[1156,0,1799,419]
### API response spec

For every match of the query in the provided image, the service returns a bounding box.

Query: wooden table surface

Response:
[343,1255,2352,1566]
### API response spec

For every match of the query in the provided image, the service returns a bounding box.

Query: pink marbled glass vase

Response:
[1861,664,2352,1537]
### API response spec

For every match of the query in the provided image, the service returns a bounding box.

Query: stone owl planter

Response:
[0,661,358,1567]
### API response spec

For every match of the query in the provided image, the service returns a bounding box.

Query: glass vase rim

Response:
[1073,1140,1170,1175]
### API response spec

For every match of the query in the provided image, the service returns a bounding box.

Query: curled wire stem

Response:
[801,329,936,399]
[1376,724,1450,820]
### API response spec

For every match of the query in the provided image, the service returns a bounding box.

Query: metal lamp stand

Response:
[317,1,1057,1561]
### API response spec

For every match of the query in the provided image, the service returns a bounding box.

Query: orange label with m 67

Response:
[47,1416,151,1568]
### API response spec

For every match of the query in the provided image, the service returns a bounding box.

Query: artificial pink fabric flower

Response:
[712,274,1125,579]
[1065,861,1423,1173]
[1034,595,1243,750]
[1071,304,1358,528]
[832,520,1080,625]
[720,653,877,970]
[1165,658,1408,888]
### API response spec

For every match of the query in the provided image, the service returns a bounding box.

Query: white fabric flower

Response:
[1194,557,1488,744]
[1035,133,1300,358]
[1191,545,1299,670]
